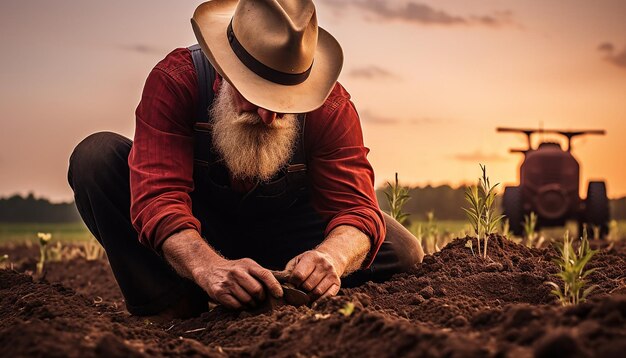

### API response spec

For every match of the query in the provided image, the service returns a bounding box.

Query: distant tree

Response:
[0,193,81,223]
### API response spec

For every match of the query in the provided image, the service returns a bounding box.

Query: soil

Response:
[1,235,626,357]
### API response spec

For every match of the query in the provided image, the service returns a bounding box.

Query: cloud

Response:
[598,42,626,69]
[118,44,165,55]
[349,65,397,79]
[358,110,400,125]
[408,117,444,125]
[321,0,515,28]
[359,110,445,125]
[452,150,507,162]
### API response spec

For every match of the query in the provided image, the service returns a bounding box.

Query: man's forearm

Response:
[161,228,224,281]
[315,225,371,276]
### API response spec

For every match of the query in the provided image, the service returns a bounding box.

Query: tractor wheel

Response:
[584,181,610,239]
[503,186,523,237]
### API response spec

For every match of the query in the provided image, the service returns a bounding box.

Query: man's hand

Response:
[285,225,371,300]
[286,250,341,299]
[162,229,282,309]
[192,257,283,309]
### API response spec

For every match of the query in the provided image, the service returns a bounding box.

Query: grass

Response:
[0,222,92,244]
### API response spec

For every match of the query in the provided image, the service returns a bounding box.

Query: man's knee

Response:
[68,132,132,189]
[382,212,424,270]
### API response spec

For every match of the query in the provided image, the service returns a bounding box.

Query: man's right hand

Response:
[192,257,283,309]
[162,229,283,309]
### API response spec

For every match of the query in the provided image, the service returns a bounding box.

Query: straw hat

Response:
[191,0,343,113]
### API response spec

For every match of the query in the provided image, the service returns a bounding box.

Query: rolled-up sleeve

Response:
[306,88,386,268]
[129,49,200,252]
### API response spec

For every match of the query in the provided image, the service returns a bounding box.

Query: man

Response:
[68,0,423,317]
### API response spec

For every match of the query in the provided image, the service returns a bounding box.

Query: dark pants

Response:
[68,132,423,315]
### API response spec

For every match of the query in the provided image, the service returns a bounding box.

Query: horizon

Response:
[1,0,625,201]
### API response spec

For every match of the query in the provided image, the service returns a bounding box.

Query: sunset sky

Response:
[1,0,625,202]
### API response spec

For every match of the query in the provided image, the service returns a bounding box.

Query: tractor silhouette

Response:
[498,127,609,238]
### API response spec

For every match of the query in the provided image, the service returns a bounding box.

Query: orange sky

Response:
[0,0,625,202]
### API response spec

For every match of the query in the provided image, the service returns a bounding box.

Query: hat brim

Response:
[191,0,343,114]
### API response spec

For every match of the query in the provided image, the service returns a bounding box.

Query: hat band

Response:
[227,21,312,86]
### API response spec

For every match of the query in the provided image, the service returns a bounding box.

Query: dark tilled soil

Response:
[1,236,625,357]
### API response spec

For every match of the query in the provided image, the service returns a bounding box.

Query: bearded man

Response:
[68,0,424,318]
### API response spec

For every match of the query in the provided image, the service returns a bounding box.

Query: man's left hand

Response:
[285,250,342,299]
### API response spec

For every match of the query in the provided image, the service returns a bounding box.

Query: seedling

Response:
[414,223,424,246]
[82,238,105,261]
[36,232,52,275]
[546,230,598,306]
[384,173,411,226]
[502,219,513,240]
[465,240,475,256]
[592,225,601,240]
[338,302,355,317]
[463,164,504,258]
[523,212,538,248]
[607,220,619,242]
[425,211,440,254]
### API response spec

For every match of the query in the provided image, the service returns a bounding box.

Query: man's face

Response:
[228,86,286,126]
[210,81,299,182]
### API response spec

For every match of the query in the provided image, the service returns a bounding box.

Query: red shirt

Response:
[129,48,385,267]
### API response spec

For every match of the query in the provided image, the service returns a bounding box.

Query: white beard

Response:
[210,81,299,182]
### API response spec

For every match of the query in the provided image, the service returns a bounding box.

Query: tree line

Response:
[376,185,626,221]
[0,193,81,223]
[0,189,624,223]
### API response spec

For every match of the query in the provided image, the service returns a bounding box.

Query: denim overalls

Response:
[187,45,327,269]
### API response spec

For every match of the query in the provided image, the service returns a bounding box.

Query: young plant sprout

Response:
[546,230,598,306]
[502,218,514,240]
[591,225,601,240]
[338,302,355,317]
[523,212,538,248]
[82,238,105,261]
[463,164,504,258]
[384,172,411,226]
[36,232,52,275]
[465,240,475,256]
[607,220,619,242]
[425,211,440,254]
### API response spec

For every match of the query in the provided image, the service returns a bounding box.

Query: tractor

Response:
[498,127,609,238]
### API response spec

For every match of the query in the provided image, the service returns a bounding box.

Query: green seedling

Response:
[83,238,105,261]
[546,230,598,306]
[465,240,475,256]
[523,212,538,248]
[47,242,63,262]
[592,225,601,240]
[0,254,8,270]
[607,220,619,242]
[338,302,355,317]
[463,164,504,258]
[425,211,440,254]
[36,232,52,275]
[384,173,411,226]
[502,218,513,240]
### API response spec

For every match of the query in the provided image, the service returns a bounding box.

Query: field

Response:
[0,222,92,243]
[1,224,626,356]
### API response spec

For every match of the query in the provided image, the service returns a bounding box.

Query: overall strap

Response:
[188,44,216,164]
[286,113,308,188]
